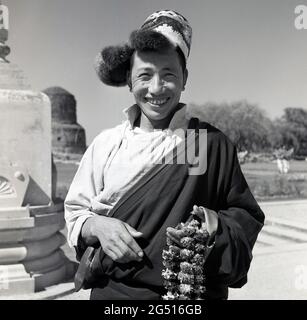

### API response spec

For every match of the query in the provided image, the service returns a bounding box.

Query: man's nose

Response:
[148,75,163,95]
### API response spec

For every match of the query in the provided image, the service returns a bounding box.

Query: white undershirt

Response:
[90,125,185,215]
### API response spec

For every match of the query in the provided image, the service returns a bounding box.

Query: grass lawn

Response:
[55,160,307,202]
[241,160,307,201]
[241,160,307,175]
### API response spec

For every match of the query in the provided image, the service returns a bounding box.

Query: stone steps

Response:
[0,207,30,219]
[256,216,307,247]
[0,204,73,297]
[0,232,66,263]
[261,225,307,243]
[265,216,307,233]
[256,232,290,246]
[0,217,35,230]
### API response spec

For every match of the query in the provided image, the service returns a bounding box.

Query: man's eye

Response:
[139,73,150,78]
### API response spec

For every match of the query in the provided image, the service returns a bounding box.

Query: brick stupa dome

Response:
[43,87,86,156]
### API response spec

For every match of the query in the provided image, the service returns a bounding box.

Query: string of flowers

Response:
[161,206,210,300]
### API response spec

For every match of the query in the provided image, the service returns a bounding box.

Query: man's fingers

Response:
[115,237,139,261]
[120,228,143,259]
[104,238,138,263]
[119,234,143,260]
[166,227,181,240]
[193,205,206,221]
[103,245,122,262]
[166,231,182,247]
[125,223,143,238]
[166,228,183,246]
[123,223,144,258]
[193,205,203,215]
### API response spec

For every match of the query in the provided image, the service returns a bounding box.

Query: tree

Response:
[189,100,274,152]
[274,107,307,157]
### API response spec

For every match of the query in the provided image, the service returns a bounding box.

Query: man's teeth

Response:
[147,98,168,105]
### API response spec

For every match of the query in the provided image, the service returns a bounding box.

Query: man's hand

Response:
[192,205,206,221]
[166,205,206,247]
[83,215,144,263]
[166,227,183,247]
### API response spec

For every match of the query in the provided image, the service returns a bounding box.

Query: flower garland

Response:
[161,207,210,300]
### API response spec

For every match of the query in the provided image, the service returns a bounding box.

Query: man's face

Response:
[129,48,188,122]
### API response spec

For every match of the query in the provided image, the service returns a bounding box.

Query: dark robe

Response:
[74,118,265,300]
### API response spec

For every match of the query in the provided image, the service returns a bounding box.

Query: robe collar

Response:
[122,103,191,132]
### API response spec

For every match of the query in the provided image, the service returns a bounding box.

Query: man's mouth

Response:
[146,97,169,106]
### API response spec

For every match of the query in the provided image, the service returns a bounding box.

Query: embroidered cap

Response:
[95,10,192,87]
[139,10,192,63]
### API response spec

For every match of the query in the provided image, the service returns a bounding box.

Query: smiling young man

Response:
[128,48,188,131]
[65,10,264,300]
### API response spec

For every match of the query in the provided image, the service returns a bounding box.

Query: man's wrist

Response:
[81,216,99,245]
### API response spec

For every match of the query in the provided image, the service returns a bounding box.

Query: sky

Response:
[4,0,307,143]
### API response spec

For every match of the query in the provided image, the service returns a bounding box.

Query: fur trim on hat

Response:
[94,44,133,87]
[129,29,173,52]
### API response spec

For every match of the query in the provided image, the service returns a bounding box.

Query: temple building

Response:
[43,87,86,160]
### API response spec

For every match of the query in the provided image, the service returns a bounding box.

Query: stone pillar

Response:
[0,4,74,296]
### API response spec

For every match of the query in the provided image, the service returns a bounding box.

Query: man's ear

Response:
[127,70,132,91]
[182,68,188,91]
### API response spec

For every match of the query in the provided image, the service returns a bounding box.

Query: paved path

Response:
[229,243,307,300]
[228,200,307,299]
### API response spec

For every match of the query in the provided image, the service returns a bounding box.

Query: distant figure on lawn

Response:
[237,150,248,165]
[274,147,294,174]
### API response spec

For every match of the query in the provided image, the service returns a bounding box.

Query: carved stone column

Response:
[0,4,75,296]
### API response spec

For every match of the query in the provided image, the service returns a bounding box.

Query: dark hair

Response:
[129,30,186,72]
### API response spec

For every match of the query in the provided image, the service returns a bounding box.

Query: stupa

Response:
[43,87,86,160]
[0,4,74,295]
